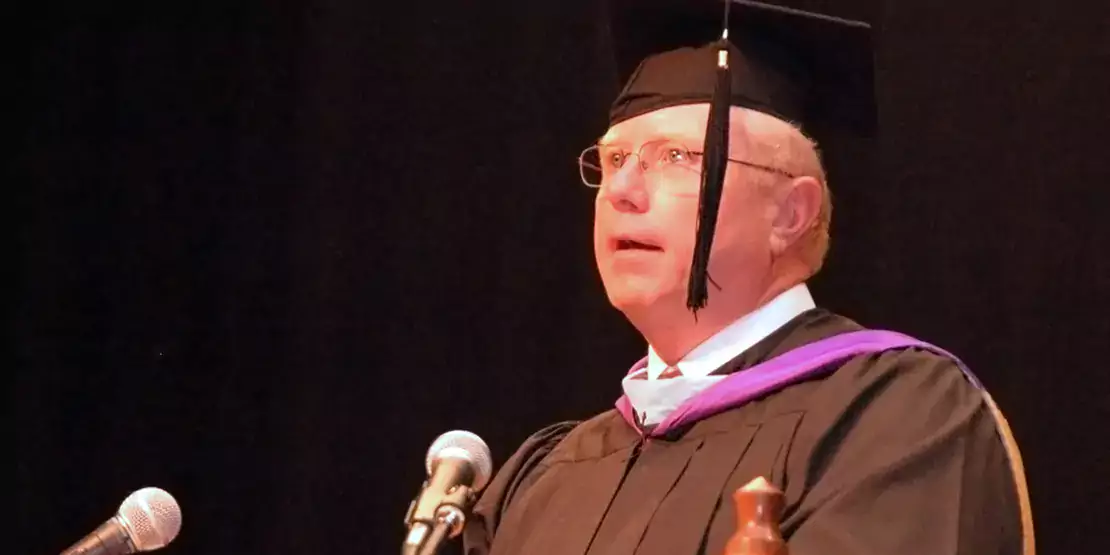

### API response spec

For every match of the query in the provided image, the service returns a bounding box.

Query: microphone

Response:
[60,487,182,555]
[402,430,493,555]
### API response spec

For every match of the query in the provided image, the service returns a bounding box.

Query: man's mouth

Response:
[615,239,663,252]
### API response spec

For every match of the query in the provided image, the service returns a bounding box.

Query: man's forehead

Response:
[601,104,766,149]
[600,104,711,146]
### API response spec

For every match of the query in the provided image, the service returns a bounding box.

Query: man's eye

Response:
[664,148,691,164]
[606,152,627,168]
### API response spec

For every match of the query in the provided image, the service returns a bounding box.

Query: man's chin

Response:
[605,285,671,315]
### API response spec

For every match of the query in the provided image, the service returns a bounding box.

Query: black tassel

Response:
[686,38,732,315]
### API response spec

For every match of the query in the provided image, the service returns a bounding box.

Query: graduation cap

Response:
[605,0,878,314]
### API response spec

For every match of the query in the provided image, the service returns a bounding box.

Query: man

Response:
[462,1,1033,554]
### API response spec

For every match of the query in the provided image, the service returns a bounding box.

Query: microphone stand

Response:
[415,506,463,555]
[402,485,475,555]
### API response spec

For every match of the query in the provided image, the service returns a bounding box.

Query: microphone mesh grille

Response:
[425,430,493,492]
[119,487,182,551]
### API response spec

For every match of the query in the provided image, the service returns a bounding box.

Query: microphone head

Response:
[425,430,493,493]
[117,487,182,551]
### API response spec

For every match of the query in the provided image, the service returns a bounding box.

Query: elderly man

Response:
[462,1,1032,554]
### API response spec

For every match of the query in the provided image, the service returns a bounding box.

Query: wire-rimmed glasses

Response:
[577,139,797,189]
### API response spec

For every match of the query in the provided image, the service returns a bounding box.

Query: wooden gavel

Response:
[723,477,789,555]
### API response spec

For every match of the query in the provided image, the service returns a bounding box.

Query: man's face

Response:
[592,104,777,315]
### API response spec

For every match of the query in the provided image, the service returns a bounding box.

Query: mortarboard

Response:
[604,0,878,314]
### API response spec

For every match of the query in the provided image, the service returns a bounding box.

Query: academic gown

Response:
[462,309,1023,555]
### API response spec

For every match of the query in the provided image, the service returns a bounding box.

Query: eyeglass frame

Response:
[576,139,798,189]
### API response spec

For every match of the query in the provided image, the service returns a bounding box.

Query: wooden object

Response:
[722,477,788,555]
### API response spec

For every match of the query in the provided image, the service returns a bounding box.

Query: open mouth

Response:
[615,239,663,252]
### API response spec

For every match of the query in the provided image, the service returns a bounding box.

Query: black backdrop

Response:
[18,1,1110,554]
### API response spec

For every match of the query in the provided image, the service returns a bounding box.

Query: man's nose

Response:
[598,163,649,213]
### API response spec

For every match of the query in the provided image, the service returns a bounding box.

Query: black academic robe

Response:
[462,309,1023,555]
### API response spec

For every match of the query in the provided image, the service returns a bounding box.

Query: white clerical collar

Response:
[641,283,816,380]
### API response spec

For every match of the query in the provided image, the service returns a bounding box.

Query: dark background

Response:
[17,0,1109,554]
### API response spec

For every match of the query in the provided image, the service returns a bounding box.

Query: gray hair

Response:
[731,107,832,276]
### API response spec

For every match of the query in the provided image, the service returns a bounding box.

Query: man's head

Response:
[590,102,828,332]
[588,0,875,356]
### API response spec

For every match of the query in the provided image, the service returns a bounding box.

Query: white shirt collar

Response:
[641,283,816,380]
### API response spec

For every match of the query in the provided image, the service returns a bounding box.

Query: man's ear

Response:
[769,176,823,255]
